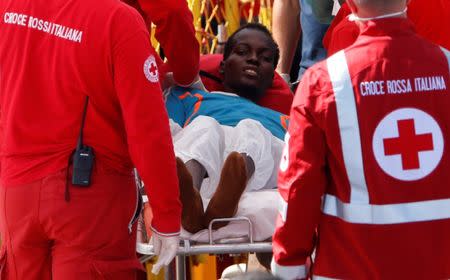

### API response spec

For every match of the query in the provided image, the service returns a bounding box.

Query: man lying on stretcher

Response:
[149,23,289,234]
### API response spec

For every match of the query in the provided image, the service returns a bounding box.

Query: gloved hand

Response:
[151,231,179,275]
[162,72,206,92]
[187,74,207,91]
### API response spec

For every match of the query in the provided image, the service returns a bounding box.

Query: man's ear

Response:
[219,60,225,74]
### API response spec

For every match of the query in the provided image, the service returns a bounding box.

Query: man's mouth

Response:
[243,68,258,78]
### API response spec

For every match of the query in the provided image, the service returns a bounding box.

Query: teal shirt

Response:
[165,87,289,140]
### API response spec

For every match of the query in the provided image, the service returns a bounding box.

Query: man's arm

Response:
[111,6,181,235]
[136,0,200,86]
[271,69,328,279]
[272,0,301,81]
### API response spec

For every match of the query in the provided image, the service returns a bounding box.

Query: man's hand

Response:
[188,75,206,91]
[142,202,153,239]
[162,72,206,91]
[161,72,176,91]
[142,202,180,274]
[151,232,179,275]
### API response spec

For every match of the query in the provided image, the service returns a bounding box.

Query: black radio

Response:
[72,145,94,186]
[71,96,94,187]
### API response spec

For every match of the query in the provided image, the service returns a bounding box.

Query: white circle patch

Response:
[279,132,290,172]
[372,108,443,181]
[143,55,159,83]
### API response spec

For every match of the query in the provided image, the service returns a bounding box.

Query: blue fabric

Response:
[166,87,289,140]
[298,0,330,80]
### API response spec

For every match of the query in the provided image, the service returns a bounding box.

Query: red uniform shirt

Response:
[273,18,450,279]
[122,0,200,86]
[0,0,181,234]
[324,0,450,56]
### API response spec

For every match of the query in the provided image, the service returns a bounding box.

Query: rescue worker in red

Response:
[323,0,450,56]
[0,0,182,279]
[121,0,201,88]
[271,0,450,279]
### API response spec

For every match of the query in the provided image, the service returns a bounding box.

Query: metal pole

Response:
[176,255,186,280]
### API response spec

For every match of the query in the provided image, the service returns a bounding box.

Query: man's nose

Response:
[247,51,259,64]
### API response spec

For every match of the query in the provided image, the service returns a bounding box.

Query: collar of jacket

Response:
[357,18,416,38]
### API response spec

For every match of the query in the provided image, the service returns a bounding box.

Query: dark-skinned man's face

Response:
[220,29,275,102]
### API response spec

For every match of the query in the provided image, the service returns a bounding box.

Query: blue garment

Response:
[165,87,289,140]
[298,0,330,80]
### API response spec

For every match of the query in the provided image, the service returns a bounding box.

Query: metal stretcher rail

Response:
[137,217,273,280]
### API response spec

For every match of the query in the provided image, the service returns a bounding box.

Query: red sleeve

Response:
[323,2,351,51]
[111,6,181,235]
[326,17,359,57]
[136,0,200,86]
[407,0,450,50]
[272,68,328,279]
[324,3,358,57]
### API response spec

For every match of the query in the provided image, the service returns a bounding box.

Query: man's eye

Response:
[235,48,248,55]
[262,56,273,62]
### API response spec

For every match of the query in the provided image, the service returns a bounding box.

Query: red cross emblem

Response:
[373,108,443,181]
[143,55,159,83]
[383,119,434,170]
[149,62,158,76]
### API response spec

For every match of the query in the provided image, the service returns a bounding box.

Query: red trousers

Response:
[0,165,144,279]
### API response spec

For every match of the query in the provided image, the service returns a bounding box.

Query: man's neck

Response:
[223,85,264,103]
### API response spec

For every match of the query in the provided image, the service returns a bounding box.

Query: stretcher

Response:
[136,189,279,280]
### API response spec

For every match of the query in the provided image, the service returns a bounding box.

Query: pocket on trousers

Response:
[0,245,7,278]
[91,258,145,279]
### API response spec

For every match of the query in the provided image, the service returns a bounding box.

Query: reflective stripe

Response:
[278,192,288,222]
[327,51,369,204]
[271,259,307,280]
[441,46,450,73]
[323,194,450,224]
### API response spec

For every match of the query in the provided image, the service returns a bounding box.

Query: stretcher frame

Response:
[136,217,273,280]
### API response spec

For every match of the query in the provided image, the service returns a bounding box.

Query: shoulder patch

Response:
[143,55,159,83]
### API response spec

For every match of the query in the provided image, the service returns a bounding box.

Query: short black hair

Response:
[223,23,280,68]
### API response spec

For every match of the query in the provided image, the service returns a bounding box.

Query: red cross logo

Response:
[373,108,443,181]
[149,62,158,76]
[383,119,434,170]
[143,55,159,83]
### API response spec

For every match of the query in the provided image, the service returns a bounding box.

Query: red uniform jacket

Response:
[0,0,181,235]
[324,1,450,56]
[122,0,200,86]
[273,18,450,279]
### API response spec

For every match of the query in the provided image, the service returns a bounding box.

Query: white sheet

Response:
[180,189,279,243]
[172,116,284,199]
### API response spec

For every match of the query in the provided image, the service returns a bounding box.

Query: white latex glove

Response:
[187,75,207,91]
[163,72,206,91]
[151,232,179,275]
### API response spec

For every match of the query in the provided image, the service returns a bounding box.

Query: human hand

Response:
[185,74,206,91]
[151,232,179,275]
[163,73,206,91]
[142,202,153,240]
[162,72,176,90]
